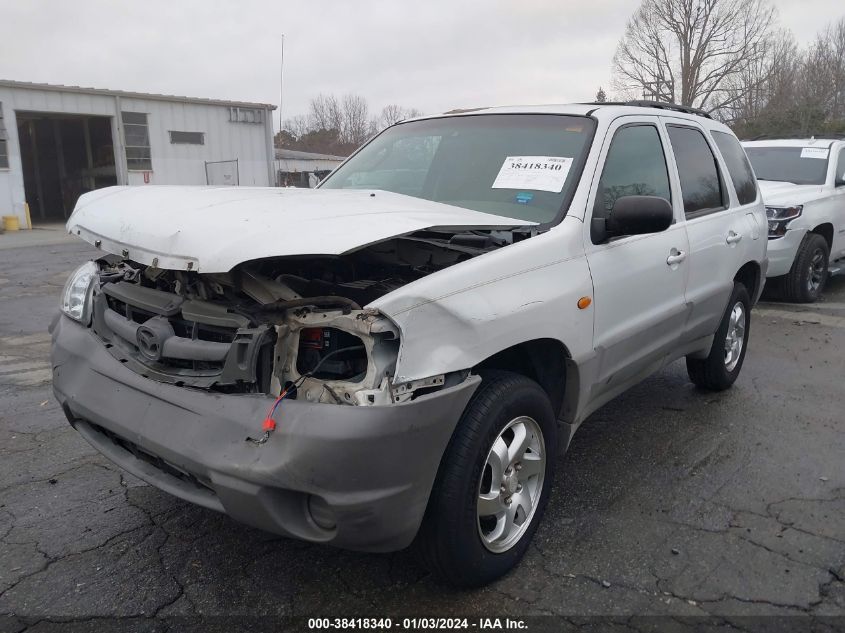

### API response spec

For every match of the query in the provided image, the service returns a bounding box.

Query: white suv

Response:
[742,138,845,302]
[53,102,767,586]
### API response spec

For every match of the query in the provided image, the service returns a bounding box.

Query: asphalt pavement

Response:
[0,227,842,631]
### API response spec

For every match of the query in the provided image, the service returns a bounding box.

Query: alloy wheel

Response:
[808,249,826,294]
[477,416,546,553]
[724,301,746,372]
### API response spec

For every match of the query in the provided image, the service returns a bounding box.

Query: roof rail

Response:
[582,100,713,119]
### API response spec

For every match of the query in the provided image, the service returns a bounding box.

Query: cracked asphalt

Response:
[0,228,843,630]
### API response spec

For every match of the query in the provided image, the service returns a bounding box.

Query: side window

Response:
[592,124,671,244]
[121,112,152,171]
[712,131,758,205]
[667,125,725,217]
[838,147,845,186]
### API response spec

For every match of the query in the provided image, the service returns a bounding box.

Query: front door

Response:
[584,117,690,399]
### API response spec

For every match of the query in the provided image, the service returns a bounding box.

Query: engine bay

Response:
[88,229,517,404]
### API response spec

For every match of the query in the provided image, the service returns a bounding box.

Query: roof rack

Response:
[583,100,713,119]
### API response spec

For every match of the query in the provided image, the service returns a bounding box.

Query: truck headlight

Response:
[61,261,98,323]
[765,205,802,239]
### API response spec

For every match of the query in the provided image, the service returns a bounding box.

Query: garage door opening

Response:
[16,112,116,224]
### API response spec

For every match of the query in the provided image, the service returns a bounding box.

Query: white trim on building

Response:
[275,148,345,187]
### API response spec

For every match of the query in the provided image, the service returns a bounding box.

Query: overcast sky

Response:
[0,0,841,130]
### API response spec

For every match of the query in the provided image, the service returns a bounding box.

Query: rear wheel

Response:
[686,282,750,391]
[415,371,557,587]
[783,233,829,303]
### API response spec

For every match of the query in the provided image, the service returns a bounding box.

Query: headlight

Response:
[61,261,98,323]
[765,205,802,239]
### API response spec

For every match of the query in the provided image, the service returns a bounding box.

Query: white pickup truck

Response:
[742,138,845,302]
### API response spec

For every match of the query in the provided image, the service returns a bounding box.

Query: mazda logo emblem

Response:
[136,326,162,360]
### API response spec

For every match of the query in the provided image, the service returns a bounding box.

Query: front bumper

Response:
[50,315,479,552]
[766,228,807,278]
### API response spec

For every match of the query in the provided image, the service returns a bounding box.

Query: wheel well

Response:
[474,339,569,417]
[810,223,834,250]
[734,261,761,302]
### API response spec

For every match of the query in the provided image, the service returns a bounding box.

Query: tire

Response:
[783,233,829,303]
[686,282,751,391]
[415,371,557,587]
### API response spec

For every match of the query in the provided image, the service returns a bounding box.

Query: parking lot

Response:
[0,229,843,628]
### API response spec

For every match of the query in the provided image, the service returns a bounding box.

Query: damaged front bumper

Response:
[51,315,479,552]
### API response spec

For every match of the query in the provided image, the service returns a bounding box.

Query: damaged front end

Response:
[86,231,504,405]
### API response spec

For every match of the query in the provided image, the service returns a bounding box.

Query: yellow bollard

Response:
[2,215,21,232]
[24,203,32,230]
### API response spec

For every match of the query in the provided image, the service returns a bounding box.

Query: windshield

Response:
[320,114,596,224]
[744,146,830,185]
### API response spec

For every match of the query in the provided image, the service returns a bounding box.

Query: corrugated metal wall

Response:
[0,85,274,226]
[119,97,271,187]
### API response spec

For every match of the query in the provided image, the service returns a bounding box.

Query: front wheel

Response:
[415,371,557,587]
[686,282,751,391]
[783,233,829,303]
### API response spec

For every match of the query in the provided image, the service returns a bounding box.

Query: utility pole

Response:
[643,79,674,103]
[279,34,285,138]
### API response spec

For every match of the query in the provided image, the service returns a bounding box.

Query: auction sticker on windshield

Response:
[800,147,829,160]
[492,156,573,192]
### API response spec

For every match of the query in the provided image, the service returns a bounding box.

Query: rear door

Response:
[662,119,748,344]
[584,116,690,398]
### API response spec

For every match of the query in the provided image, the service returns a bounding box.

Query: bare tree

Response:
[717,28,797,125]
[832,18,845,121]
[612,0,777,112]
[283,114,310,140]
[278,94,422,153]
[379,104,423,128]
[308,94,343,133]
[340,93,371,146]
[804,17,845,122]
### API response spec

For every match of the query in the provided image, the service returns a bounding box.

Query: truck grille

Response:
[92,281,275,390]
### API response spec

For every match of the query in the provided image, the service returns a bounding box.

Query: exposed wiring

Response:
[245,344,365,445]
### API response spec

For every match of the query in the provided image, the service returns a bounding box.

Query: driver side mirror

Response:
[609,195,674,235]
[592,195,674,243]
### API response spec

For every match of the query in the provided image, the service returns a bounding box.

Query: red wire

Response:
[261,387,289,432]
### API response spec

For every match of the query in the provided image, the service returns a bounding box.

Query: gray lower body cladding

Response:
[50,315,479,552]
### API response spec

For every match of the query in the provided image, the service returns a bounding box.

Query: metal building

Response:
[0,80,276,227]
[275,148,345,188]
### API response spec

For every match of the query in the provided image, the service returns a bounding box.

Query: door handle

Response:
[666,250,687,266]
[726,231,743,245]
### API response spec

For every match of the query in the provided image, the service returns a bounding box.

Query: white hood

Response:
[67,186,534,273]
[757,181,828,207]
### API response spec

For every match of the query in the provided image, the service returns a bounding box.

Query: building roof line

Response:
[0,79,276,110]
[275,149,347,161]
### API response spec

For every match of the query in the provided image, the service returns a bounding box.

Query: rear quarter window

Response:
[712,131,758,205]
[838,147,845,184]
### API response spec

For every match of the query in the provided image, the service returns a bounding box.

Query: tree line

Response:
[275,94,421,156]
[611,0,845,138]
[280,1,844,156]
